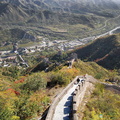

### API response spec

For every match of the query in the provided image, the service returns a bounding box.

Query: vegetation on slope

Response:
[0,70,49,120]
[73,60,112,80]
[72,33,120,69]
[0,3,29,23]
[83,83,120,120]
[0,59,117,120]
[0,28,34,45]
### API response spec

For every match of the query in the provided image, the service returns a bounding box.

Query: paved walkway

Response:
[49,75,97,120]
[53,84,78,120]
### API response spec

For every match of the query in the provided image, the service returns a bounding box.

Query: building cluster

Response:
[0,37,93,68]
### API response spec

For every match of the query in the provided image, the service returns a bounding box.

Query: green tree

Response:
[20,73,47,92]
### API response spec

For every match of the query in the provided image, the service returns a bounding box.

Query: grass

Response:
[19,41,41,48]
[73,60,113,81]
[0,41,42,51]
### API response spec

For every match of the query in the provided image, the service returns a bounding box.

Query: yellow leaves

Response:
[48,66,80,86]
[60,67,79,78]
[19,91,50,117]
[0,90,20,120]
[11,116,20,120]
[29,91,50,105]
[84,82,120,120]
[91,108,102,120]
[0,89,19,112]
[29,91,44,102]
[0,90,18,100]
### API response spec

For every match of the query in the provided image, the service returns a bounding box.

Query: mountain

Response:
[0,0,120,24]
[72,33,120,69]
[0,1,102,28]
[0,2,29,22]
[1,0,120,14]
[27,10,99,28]
[0,0,119,24]
[0,28,36,47]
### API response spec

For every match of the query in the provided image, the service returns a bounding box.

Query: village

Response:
[0,36,94,68]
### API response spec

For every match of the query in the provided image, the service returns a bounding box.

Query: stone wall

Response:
[45,76,79,120]
[72,80,86,120]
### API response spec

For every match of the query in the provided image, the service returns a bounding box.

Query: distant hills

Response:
[72,33,120,69]
[0,28,36,47]
[0,2,102,26]
[0,2,29,22]
[1,0,120,13]
[0,0,120,24]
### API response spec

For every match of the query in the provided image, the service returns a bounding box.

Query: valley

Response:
[1,22,120,68]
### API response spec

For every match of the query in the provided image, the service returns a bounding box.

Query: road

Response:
[96,13,120,32]
[86,13,120,39]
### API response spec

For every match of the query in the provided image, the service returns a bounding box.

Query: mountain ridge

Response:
[72,33,120,69]
[1,0,120,13]
[0,0,120,24]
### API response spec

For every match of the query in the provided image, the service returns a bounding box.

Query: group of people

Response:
[77,75,86,84]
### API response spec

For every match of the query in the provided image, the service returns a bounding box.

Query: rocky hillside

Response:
[0,28,36,47]
[0,0,120,23]
[0,2,103,27]
[1,0,120,13]
[0,2,29,23]
[72,33,120,69]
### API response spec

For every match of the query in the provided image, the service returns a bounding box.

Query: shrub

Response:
[0,91,20,120]
[2,67,21,78]
[20,73,47,92]
[49,68,79,86]
[95,73,102,79]
[15,91,50,120]
[92,83,104,96]
[83,83,120,120]
[50,72,67,86]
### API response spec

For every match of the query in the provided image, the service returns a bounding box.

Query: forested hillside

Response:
[72,33,120,69]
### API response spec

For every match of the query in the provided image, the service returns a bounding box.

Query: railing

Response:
[72,80,86,120]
